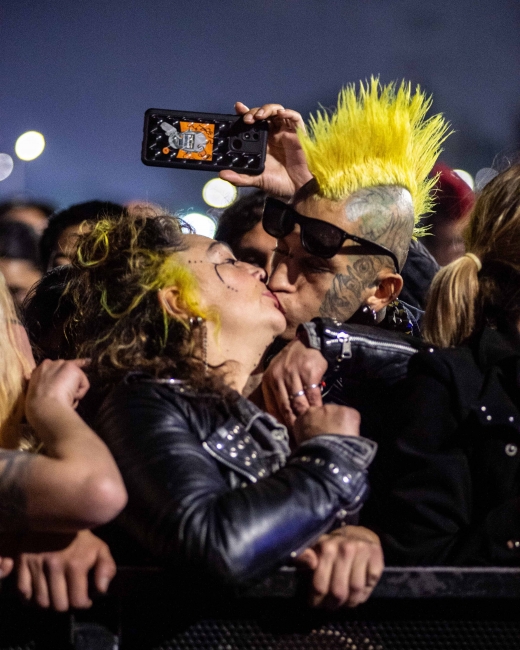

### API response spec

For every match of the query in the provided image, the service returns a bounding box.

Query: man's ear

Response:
[158,287,189,320]
[365,273,404,313]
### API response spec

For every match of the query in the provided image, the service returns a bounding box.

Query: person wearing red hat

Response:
[421,162,475,266]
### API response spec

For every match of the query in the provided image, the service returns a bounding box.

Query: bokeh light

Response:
[15,131,45,161]
[0,153,14,181]
[182,212,217,238]
[453,169,474,190]
[202,178,237,208]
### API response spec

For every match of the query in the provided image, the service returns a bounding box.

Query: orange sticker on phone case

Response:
[175,122,215,160]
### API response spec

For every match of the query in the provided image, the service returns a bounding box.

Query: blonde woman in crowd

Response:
[0,272,127,610]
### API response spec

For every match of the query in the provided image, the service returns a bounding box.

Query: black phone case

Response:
[141,108,268,174]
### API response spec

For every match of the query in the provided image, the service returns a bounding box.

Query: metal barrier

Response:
[1,567,519,650]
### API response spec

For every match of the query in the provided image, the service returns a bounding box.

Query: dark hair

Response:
[64,213,230,395]
[40,200,126,270]
[0,221,41,269]
[215,191,266,249]
[22,266,75,363]
[0,200,54,221]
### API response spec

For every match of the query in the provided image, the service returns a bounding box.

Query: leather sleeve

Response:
[297,319,423,382]
[96,381,375,584]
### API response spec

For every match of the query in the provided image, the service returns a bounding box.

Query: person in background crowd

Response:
[399,238,439,311]
[215,190,276,275]
[372,163,520,566]
[419,162,475,266]
[23,266,74,363]
[63,212,383,608]
[0,201,53,237]
[40,200,126,270]
[0,221,42,307]
[0,272,127,609]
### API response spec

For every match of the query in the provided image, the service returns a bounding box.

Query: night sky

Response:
[1,0,519,214]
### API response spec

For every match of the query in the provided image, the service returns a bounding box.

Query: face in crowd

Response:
[265,182,415,339]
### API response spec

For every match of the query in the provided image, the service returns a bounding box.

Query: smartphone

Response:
[141,108,269,174]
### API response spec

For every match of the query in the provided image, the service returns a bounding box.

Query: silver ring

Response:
[290,389,306,400]
[303,383,320,390]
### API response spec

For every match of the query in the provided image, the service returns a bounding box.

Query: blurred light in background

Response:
[182,212,217,238]
[202,178,237,208]
[0,153,14,181]
[453,169,475,190]
[15,131,45,161]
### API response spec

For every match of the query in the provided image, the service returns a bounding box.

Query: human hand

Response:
[297,526,384,609]
[16,530,116,612]
[219,102,313,199]
[25,359,90,429]
[0,557,14,579]
[293,404,360,445]
[262,339,327,427]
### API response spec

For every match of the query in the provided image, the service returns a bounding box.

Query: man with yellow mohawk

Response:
[222,78,449,343]
[222,79,450,415]
[220,79,450,608]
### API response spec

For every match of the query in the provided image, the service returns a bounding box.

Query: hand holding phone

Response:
[219,102,314,199]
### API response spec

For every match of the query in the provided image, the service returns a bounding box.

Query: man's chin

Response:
[280,324,298,341]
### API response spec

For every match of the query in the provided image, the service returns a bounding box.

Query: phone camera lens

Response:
[232,138,242,150]
[243,133,251,140]
[252,133,260,141]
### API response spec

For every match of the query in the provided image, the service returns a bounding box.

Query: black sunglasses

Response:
[263,197,400,274]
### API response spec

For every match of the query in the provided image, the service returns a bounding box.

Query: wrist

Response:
[26,400,80,440]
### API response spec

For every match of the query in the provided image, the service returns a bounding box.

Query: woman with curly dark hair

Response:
[62,212,383,608]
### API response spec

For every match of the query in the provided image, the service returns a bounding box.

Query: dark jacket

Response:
[400,239,440,311]
[370,327,520,566]
[298,318,429,440]
[95,374,377,584]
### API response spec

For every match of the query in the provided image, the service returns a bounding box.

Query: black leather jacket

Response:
[95,374,377,585]
[297,318,430,440]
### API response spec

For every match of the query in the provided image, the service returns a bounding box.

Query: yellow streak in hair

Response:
[298,77,452,237]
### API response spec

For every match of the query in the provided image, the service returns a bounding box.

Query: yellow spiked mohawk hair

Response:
[298,77,451,237]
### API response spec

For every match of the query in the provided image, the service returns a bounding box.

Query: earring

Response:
[189,316,208,372]
[349,304,377,326]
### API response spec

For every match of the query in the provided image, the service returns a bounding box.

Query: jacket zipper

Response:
[336,333,418,360]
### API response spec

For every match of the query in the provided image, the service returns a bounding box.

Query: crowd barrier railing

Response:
[1,566,519,649]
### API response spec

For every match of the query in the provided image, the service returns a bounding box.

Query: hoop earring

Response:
[189,316,208,373]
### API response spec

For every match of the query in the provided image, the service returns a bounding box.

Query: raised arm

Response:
[0,359,127,534]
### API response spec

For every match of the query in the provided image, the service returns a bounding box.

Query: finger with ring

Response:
[290,389,306,400]
[303,382,325,392]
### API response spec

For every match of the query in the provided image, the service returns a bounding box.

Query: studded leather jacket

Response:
[95,374,377,585]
